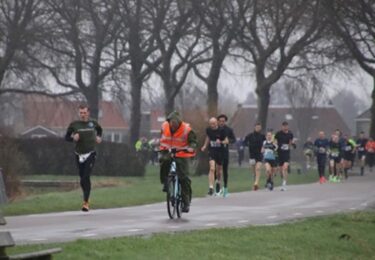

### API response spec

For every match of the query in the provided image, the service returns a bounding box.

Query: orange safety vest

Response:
[159,121,195,158]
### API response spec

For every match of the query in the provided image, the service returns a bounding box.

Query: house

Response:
[18,95,129,142]
[355,109,370,136]
[230,105,351,141]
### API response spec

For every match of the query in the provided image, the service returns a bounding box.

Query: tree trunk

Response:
[129,73,143,146]
[255,84,271,131]
[370,76,375,139]
[164,82,175,116]
[206,55,223,117]
[165,97,175,116]
[85,86,99,120]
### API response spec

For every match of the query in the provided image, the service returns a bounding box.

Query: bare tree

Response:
[238,0,326,130]
[0,0,44,94]
[192,0,249,117]
[116,0,167,145]
[27,0,127,119]
[284,75,326,142]
[324,0,375,138]
[147,0,208,115]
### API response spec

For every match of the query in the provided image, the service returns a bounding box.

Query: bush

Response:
[17,138,145,177]
[0,138,29,199]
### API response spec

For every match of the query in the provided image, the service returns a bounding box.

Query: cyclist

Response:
[356,131,368,176]
[314,131,329,184]
[262,131,278,191]
[159,111,197,213]
[244,123,265,191]
[201,117,228,196]
[65,104,102,212]
[217,114,236,197]
[274,121,295,191]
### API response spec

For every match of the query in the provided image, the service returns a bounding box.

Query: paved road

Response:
[2,173,375,245]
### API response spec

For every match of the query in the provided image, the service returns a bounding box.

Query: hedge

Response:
[15,138,145,177]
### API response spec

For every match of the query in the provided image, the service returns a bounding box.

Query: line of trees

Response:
[1,0,374,143]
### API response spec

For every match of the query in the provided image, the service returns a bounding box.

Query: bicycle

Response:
[166,149,184,219]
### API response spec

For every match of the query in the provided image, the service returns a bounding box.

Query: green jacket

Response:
[65,119,102,154]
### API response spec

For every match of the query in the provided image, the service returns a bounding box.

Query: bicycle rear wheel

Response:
[167,176,176,219]
[176,181,183,218]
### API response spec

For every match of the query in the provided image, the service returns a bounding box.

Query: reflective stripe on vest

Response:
[160,121,195,158]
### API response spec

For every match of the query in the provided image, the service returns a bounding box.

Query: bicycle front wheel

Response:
[167,176,176,219]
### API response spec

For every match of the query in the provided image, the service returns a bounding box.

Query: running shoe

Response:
[207,188,214,196]
[266,181,273,191]
[215,189,223,197]
[223,187,229,198]
[253,184,259,191]
[182,203,190,213]
[82,201,89,212]
[329,175,334,182]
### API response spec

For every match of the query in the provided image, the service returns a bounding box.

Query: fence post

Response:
[0,168,7,204]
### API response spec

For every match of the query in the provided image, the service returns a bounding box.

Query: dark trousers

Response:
[75,152,96,202]
[160,155,192,205]
[317,155,326,178]
[223,151,229,188]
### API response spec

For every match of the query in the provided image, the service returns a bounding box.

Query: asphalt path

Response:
[2,172,375,245]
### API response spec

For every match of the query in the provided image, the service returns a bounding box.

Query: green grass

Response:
[6,211,375,260]
[2,166,317,216]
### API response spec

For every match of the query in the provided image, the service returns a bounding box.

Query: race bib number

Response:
[249,159,256,165]
[210,141,221,148]
[281,144,289,151]
[358,147,365,152]
[345,146,352,151]
[264,149,275,160]
[318,147,326,153]
[331,152,339,158]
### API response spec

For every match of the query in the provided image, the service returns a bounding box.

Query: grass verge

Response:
[3,166,317,216]
[6,211,375,260]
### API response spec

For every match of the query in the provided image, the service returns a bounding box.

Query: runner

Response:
[201,117,228,196]
[365,137,375,172]
[262,131,278,191]
[217,114,236,197]
[314,131,329,184]
[356,131,368,176]
[274,121,295,191]
[303,137,314,170]
[341,135,356,179]
[65,104,102,212]
[244,123,265,191]
[328,134,342,182]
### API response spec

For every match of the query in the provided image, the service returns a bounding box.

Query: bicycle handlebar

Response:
[157,148,193,154]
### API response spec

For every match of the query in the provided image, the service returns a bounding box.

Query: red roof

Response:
[22,96,128,129]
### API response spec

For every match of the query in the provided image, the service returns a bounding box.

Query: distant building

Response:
[355,109,370,136]
[9,95,128,142]
[230,105,351,140]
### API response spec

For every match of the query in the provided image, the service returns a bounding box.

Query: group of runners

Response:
[201,117,374,197]
[309,130,375,183]
[66,105,372,213]
[201,117,295,195]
